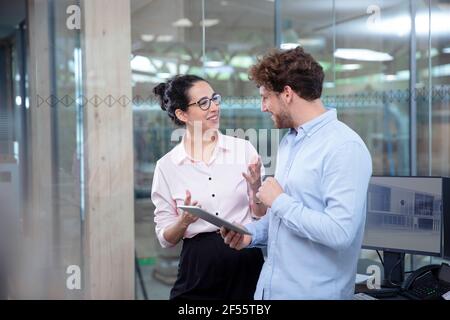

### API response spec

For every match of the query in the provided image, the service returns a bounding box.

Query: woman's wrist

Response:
[250,182,261,194]
[177,217,190,230]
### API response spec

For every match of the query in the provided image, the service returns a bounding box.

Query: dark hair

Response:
[249,46,324,101]
[153,74,206,126]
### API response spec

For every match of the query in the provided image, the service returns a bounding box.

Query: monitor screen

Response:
[444,178,450,260]
[362,176,445,256]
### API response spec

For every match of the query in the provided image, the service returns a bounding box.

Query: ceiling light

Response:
[384,74,397,81]
[334,48,393,62]
[371,12,450,36]
[172,18,193,28]
[432,64,450,77]
[131,55,155,73]
[200,19,220,27]
[443,47,450,54]
[156,72,172,79]
[140,34,155,42]
[340,64,361,71]
[298,38,325,48]
[156,35,174,42]
[204,61,224,68]
[280,43,299,50]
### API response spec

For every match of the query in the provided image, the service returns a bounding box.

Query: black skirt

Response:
[170,231,264,300]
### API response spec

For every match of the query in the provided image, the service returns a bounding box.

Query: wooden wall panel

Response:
[81,0,134,299]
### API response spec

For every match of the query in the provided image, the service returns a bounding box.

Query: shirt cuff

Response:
[157,228,176,248]
[244,222,259,248]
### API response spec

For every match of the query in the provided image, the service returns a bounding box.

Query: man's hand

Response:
[256,177,283,207]
[220,225,252,250]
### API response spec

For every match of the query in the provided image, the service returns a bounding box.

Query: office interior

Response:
[0,0,449,299]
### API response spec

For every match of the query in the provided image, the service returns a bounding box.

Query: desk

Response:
[355,283,410,300]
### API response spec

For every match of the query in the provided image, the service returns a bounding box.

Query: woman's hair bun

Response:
[153,82,168,111]
[152,75,205,126]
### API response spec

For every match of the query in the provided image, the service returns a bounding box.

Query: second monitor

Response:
[362,176,450,286]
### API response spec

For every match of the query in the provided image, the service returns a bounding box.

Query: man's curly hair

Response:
[249,46,324,101]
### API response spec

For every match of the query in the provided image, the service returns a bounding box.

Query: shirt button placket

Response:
[209,175,218,215]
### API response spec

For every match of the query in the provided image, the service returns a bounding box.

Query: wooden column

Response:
[81,0,134,299]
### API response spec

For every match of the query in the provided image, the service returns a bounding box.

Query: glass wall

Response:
[131,0,450,299]
[0,0,85,298]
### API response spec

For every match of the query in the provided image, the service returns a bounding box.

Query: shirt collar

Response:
[171,130,230,165]
[290,108,337,139]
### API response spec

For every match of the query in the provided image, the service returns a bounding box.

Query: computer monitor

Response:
[362,176,450,286]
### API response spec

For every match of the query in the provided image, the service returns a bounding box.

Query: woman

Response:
[151,74,266,300]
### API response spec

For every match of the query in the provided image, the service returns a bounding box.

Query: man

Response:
[221,47,372,299]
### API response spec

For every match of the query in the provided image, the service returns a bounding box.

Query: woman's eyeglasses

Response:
[187,93,221,111]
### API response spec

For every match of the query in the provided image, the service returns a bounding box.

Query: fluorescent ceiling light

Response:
[384,74,397,81]
[334,48,393,62]
[172,18,192,28]
[156,35,174,42]
[204,61,224,68]
[397,70,410,80]
[131,55,155,73]
[432,64,450,77]
[205,66,234,74]
[443,47,450,54]
[220,1,229,5]
[156,72,172,79]
[340,64,361,71]
[200,19,220,27]
[323,82,335,88]
[140,34,155,42]
[280,43,299,50]
[371,12,450,36]
[298,38,325,47]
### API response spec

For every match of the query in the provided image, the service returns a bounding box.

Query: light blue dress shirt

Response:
[246,108,372,300]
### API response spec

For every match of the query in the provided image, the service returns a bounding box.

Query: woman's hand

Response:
[178,190,200,228]
[243,156,267,216]
[163,190,201,246]
[242,155,262,193]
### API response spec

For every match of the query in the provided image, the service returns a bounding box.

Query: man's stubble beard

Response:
[273,99,295,129]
